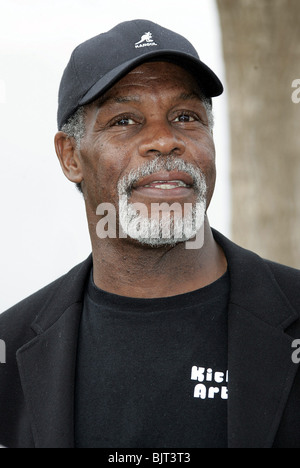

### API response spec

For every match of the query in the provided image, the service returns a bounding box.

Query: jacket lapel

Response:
[16,256,92,448]
[227,303,298,448]
[213,231,299,448]
[16,303,82,448]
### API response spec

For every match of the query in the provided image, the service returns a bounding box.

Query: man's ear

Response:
[54,132,83,185]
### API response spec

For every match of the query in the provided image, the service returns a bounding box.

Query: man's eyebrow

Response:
[114,95,141,103]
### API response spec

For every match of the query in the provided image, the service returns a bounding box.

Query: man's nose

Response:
[138,121,186,158]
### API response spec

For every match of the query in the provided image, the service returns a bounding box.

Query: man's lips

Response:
[131,171,195,200]
[132,171,194,190]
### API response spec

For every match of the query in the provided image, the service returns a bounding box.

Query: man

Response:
[0,19,300,449]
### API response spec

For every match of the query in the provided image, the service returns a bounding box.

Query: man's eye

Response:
[174,114,197,123]
[114,117,135,126]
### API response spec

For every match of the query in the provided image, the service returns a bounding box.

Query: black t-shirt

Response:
[75,270,229,448]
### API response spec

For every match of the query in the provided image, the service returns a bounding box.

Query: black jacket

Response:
[1,230,300,448]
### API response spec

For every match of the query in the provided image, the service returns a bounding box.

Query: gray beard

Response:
[117,157,207,248]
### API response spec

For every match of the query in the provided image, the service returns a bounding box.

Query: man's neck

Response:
[90,218,227,299]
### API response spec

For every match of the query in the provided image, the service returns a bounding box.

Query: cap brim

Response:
[79,50,223,106]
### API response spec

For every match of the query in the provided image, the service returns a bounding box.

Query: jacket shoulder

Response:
[265,258,300,281]
[212,229,300,322]
[264,259,300,314]
[0,257,92,344]
[0,277,63,340]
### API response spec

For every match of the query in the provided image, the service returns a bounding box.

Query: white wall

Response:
[0,0,230,311]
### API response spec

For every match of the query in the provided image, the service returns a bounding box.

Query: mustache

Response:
[117,157,207,196]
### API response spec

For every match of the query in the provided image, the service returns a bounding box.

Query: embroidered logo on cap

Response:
[135,32,158,49]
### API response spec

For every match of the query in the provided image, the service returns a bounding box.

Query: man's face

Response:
[78,61,216,244]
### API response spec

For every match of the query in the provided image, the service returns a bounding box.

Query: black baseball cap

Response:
[57,19,223,129]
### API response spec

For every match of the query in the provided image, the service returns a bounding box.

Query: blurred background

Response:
[0,0,299,311]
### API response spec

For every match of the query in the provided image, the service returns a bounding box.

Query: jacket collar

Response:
[16,232,299,448]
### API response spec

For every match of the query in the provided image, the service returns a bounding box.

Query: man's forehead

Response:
[94,62,204,107]
[114,61,200,89]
